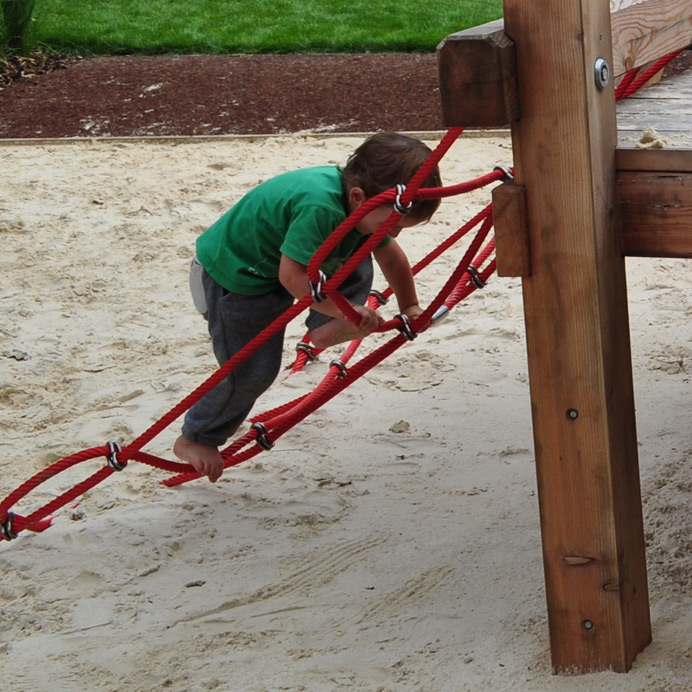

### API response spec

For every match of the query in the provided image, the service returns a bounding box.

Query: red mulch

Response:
[1,50,690,139]
[0,53,444,138]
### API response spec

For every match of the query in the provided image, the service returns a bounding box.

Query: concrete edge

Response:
[0,129,512,146]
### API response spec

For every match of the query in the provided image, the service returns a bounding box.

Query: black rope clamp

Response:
[0,511,17,541]
[467,265,486,289]
[251,422,275,451]
[393,184,413,216]
[369,289,389,306]
[329,359,349,379]
[309,270,328,303]
[494,164,514,181]
[106,441,127,471]
[296,341,318,362]
[396,313,417,341]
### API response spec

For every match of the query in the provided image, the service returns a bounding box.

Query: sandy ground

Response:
[0,134,691,691]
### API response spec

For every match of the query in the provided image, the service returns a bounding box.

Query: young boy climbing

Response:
[174,131,442,482]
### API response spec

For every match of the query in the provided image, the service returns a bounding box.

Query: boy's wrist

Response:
[399,302,421,313]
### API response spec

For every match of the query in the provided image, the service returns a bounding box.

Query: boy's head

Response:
[341,132,442,225]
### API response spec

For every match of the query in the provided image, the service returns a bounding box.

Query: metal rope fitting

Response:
[493,164,514,180]
[467,265,486,289]
[396,313,417,341]
[0,511,17,541]
[393,184,413,216]
[106,441,127,471]
[329,359,349,379]
[296,342,317,362]
[369,289,389,306]
[431,305,451,325]
[251,422,275,451]
[309,270,327,303]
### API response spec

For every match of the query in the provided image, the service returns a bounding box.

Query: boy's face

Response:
[355,204,421,238]
[348,187,422,238]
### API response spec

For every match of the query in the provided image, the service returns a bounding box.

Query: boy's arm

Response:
[373,239,427,327]
[278,254,380,330]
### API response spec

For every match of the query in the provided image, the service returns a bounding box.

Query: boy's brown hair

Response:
[341,131,442,222]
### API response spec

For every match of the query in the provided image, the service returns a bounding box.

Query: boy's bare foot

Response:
[174,435,224,483]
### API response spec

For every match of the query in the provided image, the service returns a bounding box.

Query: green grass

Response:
[30,0,503,55]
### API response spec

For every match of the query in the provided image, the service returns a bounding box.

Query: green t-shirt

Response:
[196,166,369,295]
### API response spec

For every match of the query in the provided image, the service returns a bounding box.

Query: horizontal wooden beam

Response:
[436,20,518,127]
[617,148,692,257]
[611,0,692,76]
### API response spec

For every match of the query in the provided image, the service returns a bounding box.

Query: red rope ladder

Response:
[1,126,513,540]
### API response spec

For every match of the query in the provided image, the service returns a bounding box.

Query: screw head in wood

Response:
[595,58,610,90]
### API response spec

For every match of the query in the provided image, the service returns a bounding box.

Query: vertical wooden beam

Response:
[502,0,651,673]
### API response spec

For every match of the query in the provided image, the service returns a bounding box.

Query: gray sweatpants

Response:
[182,258,373,447]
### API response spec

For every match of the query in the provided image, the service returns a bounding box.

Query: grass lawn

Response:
[29,0,503,54]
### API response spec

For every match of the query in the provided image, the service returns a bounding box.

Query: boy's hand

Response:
[402,304,431,333]
[353,304,384,334]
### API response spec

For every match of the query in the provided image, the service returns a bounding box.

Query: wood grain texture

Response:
[437,1,691,128]
[617,148,692,256]
[492,182,531,276]
[611,0,692,75]
[436,20,518,127]
[503,0,651,673]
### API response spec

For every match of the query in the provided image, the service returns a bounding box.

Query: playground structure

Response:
[437,0,692,675]
[2,0,691,680]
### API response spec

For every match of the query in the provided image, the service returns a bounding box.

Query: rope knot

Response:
[296,341,318,362]
[493,165,514,181]
[467,265,486,289]
[396,313,417,341]
[329,359,349,379]
[251,422,275,451]
[0,511,17,541]
[309,270,327,303]
[393,184,413,216]
[106,441,127,471]
[369,289,389,306]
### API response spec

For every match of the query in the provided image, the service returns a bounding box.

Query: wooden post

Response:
[502,0,651,673]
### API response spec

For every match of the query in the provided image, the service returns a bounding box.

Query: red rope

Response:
[1,128,504,538]
[306,127,464,282]
[615,50,684,101]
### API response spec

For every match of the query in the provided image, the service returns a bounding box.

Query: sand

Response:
[0,134,691,691]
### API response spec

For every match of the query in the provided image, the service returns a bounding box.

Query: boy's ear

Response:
[348,186,366,208]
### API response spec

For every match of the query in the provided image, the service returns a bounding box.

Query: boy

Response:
[175,132,442,482]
